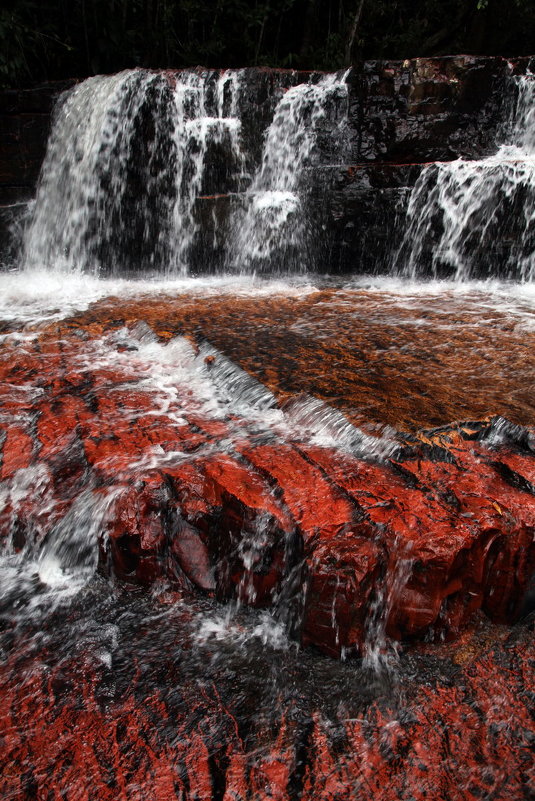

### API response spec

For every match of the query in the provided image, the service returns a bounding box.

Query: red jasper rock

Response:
[301,530,383,657]
[1,607,533,801]
[0,423,34,479]
[238,443,385,655]
[0,313,534,658]
[162,454,294,605]
[105,477,171,585]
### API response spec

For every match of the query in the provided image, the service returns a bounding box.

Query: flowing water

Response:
[397,72,535,281]
[1,64,535,800]
[227,71,349,273]
[22,68,348,277]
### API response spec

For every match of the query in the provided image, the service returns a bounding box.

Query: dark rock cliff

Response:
[0,56,531,271]
[323,55,531,273]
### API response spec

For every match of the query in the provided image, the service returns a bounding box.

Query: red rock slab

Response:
[105,475,177,586]
[297,445,476,636]
[301,531,383,657]
[82,419,200,477]
[162,454,295,605]
[332,627,535,801]
[238,443,383,655]
[0,423,34,480]
[102,451,293,600]
[36,395,93,460]
[87,437,385,656]
[298,439,535,642]
[1,609,533,801]
[0,651,241,801]
[106,474,216,592]
[240,443,358,538]
[490,449,535,487]
[0,342,54,385]
[2,363,532,658]
[397,441,535,624]
[79,392,220,477]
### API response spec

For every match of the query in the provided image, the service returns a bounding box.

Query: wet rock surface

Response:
[1,583,533,801]
[1,291,534,656]
[1,287,534,798]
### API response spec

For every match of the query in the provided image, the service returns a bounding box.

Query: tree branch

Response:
[345,0,365,64]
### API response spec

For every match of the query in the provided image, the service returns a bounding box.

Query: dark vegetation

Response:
[0,0,533,87]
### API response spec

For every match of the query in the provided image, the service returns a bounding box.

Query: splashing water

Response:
[398,72,535,281]
[0,472,118,619]
[362,542,414,677]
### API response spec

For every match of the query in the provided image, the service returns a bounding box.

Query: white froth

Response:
[397,73,535,281]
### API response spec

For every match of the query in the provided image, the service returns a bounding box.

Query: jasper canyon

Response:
[0,56,534,801]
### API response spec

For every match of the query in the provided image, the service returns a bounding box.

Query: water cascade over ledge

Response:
[397,71,535,281]
[1,58,535,801]
[22,68,350,276]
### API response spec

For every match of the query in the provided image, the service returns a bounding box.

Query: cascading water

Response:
[227,71,349,273]
[169,69,247,273]
[397,72,535,281]
[21,67,348,277]
[23,68,248,275]
[23,70,177,275]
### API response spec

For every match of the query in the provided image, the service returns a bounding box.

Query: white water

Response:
[362,541,414,675]
[22,69,248,276]
[399,72,535,281]
[0,270,317,330]
[20,67,349,277]
[0,465,118,618]
[24,71,172,275]
[169,69,246,272]
[228,71,349,273]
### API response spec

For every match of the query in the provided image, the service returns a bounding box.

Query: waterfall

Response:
[228,71,349,273]
[21,67,348,277]
[24,70,176,275]
[169,69,246,273]
[23,68,247,276]
[14,64,535,281]
[397,72,535,281]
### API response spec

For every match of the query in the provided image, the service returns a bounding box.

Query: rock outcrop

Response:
[1,594,534,800]
[1,294,534,657]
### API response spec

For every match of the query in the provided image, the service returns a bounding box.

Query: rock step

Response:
[1,321,534,656]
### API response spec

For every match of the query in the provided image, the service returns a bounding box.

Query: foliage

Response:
[0,0,533,88]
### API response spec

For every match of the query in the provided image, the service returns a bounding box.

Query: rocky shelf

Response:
[2,602,533,800]
[1,292,534,658]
